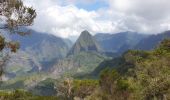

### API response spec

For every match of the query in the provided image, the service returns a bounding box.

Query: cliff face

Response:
[52,31,106,77]
[67,30,101,56]
[2,29,72,79]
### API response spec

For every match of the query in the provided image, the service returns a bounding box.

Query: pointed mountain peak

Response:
[81,30,91,35]
[78,30,92,40]
[67,30,101,56]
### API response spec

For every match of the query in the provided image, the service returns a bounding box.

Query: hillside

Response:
[135,30,170,50]
[94,31,148,54]
[83,39,170,100]
[1,31,170,99]
[2,30,73,79]
[52,52,108,78]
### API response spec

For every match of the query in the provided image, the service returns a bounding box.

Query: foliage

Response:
[30,78,57,96]
[0,90,59,100]
[0,0,36,32]
[0,0,36,52]
[72,79,98,98]
[0,0,36,79]
[86,39,170,100]
[56,78,98,100]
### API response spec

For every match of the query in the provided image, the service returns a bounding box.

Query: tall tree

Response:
[0,0,36,80]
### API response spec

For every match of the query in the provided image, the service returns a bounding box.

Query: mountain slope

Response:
[94,31,148,54]
[52,52,108,78]
[11,30,72,63]
[68,30,101,56]
[52,30,108,78]
[135,30,170,50]
[3,30,72,79]
[91,31,170,78]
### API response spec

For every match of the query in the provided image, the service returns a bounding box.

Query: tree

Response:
[56,78,74,100]
[0,0,36,80]
[72,79,98,99]
[98,69,132,100]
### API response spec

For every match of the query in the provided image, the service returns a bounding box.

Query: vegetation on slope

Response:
[1,39,170,100]
[86,39,170,100]
[56,39,170,100]
[0,90,59,100]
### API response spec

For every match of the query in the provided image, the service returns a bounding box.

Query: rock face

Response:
[52,52,107,78]
[1,29,73,79]
[52,30,107,77]
[67,30,101,56]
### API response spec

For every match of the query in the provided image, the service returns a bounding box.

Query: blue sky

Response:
[76,1,109,11]
[24,0,170,38]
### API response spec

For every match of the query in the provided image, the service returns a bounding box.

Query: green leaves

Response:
[0,0,36,79]
[0,35,20,53]
[72,80,98,98]
[88,39,170,100]
[0,0,36,33]
[0,36,5,51]
[159,39,170,51]
[117,79,129,91]
[7,41,20,53]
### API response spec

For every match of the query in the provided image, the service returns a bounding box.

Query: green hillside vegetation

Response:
[0,73,48,90]
[68,52,109,75]
[56,79,99,100]
[0,90,59,100]
[85,39,170,100]
[55,39,170,100]
[53,51,109,78]
[29,78,57,96]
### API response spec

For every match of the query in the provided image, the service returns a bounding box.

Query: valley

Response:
[1,29,170,99]
[1,0,170,100]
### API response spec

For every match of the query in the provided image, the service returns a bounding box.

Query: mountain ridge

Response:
[3,29,73,79]
[94,31,149,54]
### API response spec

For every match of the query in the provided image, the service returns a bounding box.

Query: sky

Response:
[23,0,170,38]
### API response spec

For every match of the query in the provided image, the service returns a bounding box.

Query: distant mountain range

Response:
[94,31,148,54]
[135,30,170,50]
[2,29,170,79]
[90,30,170,78]
[1,29,170,96]
[2,30,73,79]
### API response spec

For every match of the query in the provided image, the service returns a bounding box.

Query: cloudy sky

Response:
[23,0,170,38]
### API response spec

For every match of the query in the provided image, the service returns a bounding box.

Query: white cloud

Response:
[108,0,170,33]
[23,0,170,38]
[23,0,115,38]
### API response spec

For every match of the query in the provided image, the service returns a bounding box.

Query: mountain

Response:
[68,30,101,56]
[51,30,109,78]
[52,52,108,78]
[11,30,72,63]
[135,30,170,50]
[2,29,73,79]
[83,39,170,100]
[94,31,148,54]
[90,31,170,78]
